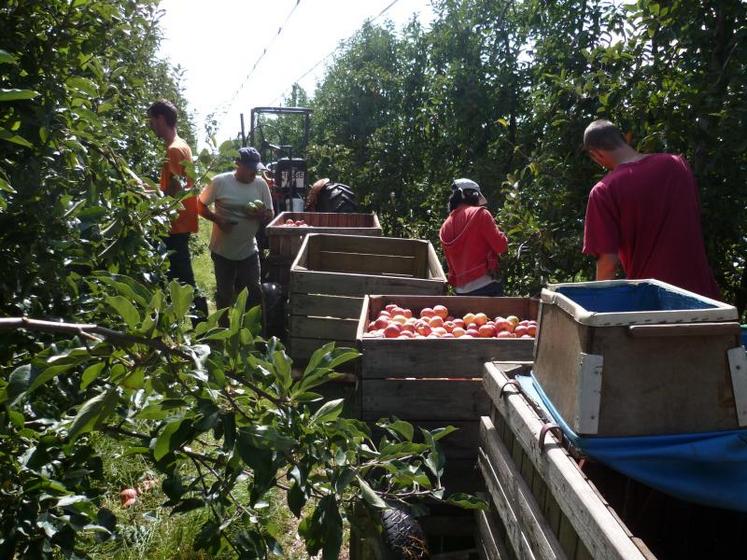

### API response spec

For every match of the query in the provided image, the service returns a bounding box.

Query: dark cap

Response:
[236,147,265,171]
[451,178,487,205]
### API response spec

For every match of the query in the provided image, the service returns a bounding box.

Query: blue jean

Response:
[458,280,504,297]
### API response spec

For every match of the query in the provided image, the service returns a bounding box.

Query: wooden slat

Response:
[480,419,567,560]
[478,450,538,560]
[361,379,488,421]
[483,362,650,560]
[316,250,417,276]
[288,315,360,340]
[477,509,513,560]
[291,269,446,297]
[359,337,535,378]
[290,293,364,319]
[315,233,429,258]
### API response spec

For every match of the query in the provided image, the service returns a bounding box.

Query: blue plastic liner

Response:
[555,282,717,314]
[517,373,747,512]
[742,325,747,348]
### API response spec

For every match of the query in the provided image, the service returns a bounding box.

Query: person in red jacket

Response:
[439,179,509,296]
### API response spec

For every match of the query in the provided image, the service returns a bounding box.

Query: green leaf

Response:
[445,493,489,510]
[287,480,306,518]
[303,342,335,375]
[65,76,99,97]
[80,362,105,390]
[356,476,386,509]
[272,350,293,392]
[0,88,38,101]
[168,280,193,320]
[106,295,141,329]
[0,129,33,148]
[154,418,192,461]
[27,363,75,393]
[0,176,15,194]
[381,419,414,441]
[69,389,117,440]
[311,398,344,424]
[430,425,458,441]
[0,50,17,65]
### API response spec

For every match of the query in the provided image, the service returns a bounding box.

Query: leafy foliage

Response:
[0,284,458,558]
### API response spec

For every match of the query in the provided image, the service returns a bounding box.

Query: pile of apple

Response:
[282,218,308,227]
[363,303,538,339]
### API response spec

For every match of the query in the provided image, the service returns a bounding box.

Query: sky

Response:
[157,0,435,148]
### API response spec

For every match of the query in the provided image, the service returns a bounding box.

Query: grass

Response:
[83,432,351,559]
[191,217,216,313]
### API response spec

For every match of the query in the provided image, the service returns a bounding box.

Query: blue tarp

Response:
[517,373,747,512]
[742,325,747,348]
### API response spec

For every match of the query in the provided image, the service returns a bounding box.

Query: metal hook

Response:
[538,423,563,452]
[499,379,521,398]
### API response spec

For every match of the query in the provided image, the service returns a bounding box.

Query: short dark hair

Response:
[583,119,626,151]
[147,99,178,127]
[448,189,481,213]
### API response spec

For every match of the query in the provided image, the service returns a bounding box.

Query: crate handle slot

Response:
[627,322,741,338]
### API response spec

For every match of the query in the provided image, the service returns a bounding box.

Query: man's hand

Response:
[213,215,236,232]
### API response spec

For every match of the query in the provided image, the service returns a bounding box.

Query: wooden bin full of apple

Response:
[356,294,539,493]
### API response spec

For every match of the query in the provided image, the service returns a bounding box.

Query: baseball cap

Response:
[236,147,266,171]
[452,178,487,206]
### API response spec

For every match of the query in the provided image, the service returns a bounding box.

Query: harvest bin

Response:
[356,295,539,494]
[534,279,746,436]
[287,233,446,364]
[264,211,382,292]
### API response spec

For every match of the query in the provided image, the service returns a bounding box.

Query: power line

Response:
[210,0,303,122]
[269,0,405,105]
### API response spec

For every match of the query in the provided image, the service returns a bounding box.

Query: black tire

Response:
[379,505,430,560]
[316,183,359,213]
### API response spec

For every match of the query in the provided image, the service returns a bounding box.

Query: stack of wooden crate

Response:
[287,233,447,365]
[264,211,382,293]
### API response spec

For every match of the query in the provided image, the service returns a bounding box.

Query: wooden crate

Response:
[534,279,745,436]
[287,233,447,364]
[265,211,382,260]
[477,361,654,560]
[356,295,538,498]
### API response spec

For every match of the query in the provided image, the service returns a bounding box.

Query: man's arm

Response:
[197,188,233,232]
[595,253,619,281]
[481,209,509,255]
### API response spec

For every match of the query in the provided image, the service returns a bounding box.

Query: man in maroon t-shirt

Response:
[581,119,720,299]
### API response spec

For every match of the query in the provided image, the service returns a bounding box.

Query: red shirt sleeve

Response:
[583,182,620,257]
[480,208,508,255]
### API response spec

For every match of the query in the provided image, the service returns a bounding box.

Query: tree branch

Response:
[0,317,191,359]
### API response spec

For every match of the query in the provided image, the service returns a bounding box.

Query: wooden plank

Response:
[288,315,360,340]
[361,379,488,421]
[479,423,567,560]
[360,338,534,378]
[316,250,417,276]
[290,293,364,319]
[557,515,578,558]
[291,268,446,297]
[476,509,513,560]
[478,450,538,560]
[483,362,649,560]
[315,233,430,259]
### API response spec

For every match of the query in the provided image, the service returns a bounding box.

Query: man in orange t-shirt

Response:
[148,99,207,317]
